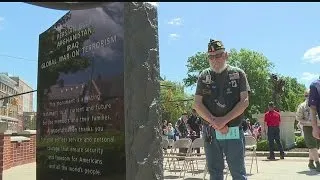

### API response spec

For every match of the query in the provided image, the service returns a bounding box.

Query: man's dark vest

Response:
[201,66,244,127]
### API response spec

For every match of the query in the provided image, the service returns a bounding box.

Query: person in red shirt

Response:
[264,101,285,160]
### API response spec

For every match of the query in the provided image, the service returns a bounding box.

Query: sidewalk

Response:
[3,157,320,180]
[256,149,320,157]
[3,162,36,180]
[164,157,320,180]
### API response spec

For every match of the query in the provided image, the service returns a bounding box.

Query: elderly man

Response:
[296,90,320,171]
[194,39,250,180]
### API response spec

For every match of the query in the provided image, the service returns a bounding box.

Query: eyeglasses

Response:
[208,53,224,59]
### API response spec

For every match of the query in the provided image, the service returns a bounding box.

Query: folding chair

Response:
[183,138,206,178]
[245,135,259,174]
[180,138,206,179]
[163,138,192,173]
[168,139,174,148]
[162,138,170,169]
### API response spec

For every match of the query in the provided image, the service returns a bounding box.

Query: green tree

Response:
[278,76,306,112]
[160,79,193,124]
[227,49,275,115]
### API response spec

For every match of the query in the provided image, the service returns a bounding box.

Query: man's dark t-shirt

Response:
[187,115,202,133]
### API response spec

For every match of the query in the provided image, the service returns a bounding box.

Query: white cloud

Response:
[169,33,180,40]
[303,46,320,63]
[301,72,319,82]
[145,2,159,7]
[168,17,183,26]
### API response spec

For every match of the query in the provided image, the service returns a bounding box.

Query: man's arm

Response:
[194,95,214,125]
[193,70,215,125]
[223,91,249,123]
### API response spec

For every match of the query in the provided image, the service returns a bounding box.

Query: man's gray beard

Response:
[210,62,227,73]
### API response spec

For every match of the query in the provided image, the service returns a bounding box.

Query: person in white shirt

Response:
[296,90,320,171]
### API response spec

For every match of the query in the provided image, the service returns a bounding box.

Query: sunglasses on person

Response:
[208,52,224,59]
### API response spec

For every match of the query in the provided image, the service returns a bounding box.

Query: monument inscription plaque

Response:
[37,2,125,180]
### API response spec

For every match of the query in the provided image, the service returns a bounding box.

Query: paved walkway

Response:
[2,157,320,180]
[3,162,36,180]
[164,156,320,180]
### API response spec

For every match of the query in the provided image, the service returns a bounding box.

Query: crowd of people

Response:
[162,109,202,142]
[162,114,262,142]
[241,119,262,139]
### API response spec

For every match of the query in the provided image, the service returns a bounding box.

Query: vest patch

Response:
[214,99,226,108]
[202,74,213,84]
[231,80,238,87]
[229,72,240,80]
[226,88,232,94]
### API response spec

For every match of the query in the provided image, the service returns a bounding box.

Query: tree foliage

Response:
[228,49,274,115]
[183,48,306,119]
[278,76,306,112]
[160,79,193,124]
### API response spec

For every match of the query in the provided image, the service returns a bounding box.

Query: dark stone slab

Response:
[36,2,161,180]
[124,2,162,180]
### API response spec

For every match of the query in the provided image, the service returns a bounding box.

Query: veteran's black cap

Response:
[208,39,225,52]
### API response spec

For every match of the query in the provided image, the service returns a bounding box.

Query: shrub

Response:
[256,139,280,151]
[256,136,307,151]
[295,136,306,148]
[256,140,269,151]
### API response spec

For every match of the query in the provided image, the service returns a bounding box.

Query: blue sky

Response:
[0,2,319,111]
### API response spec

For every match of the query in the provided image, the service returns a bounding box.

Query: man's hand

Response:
[218,125,229,134]
[312,127,320,139]
[211,116,228,130]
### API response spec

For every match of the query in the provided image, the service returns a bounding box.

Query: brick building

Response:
[0,73,35,132]
[0,73,19,131]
